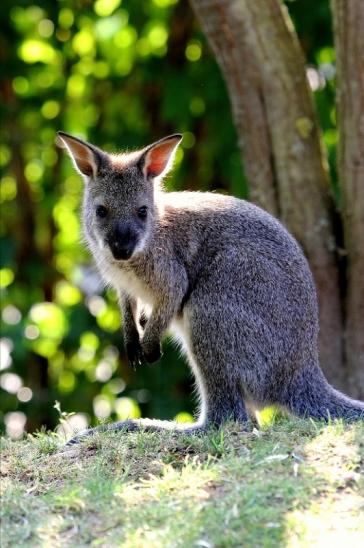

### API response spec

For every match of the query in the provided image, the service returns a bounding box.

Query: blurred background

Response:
[0,0,337,438]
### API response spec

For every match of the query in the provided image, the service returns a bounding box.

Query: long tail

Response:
[64,418,204,446]
[280,364,364,421]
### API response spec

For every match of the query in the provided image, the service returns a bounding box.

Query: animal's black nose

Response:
[109,240,133,260]
[108,222,136,261]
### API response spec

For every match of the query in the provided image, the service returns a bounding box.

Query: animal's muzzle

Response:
[107,222,137,261]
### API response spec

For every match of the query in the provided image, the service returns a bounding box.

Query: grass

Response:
[1,417,364,547]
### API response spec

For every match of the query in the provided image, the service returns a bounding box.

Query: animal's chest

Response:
[100,260,154,305]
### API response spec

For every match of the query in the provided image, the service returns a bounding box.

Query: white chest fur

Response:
[95,251,155,306]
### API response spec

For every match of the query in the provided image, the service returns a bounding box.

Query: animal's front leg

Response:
[140,302,171,363]
[119,293,143,369]
[141,273,187,364]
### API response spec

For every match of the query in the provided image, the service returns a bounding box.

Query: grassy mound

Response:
[1,419,364,547]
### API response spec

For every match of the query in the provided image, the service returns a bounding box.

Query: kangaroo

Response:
[57,132,364,444]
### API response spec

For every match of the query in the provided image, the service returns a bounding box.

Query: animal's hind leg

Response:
[187,349,249,427]
[204,376,249,426]
[186,304,249,428]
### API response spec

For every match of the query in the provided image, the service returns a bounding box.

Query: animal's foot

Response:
[141,341,163,364]
[126,339,144,369]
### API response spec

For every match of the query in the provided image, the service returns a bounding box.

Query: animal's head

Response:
[57,132,182,262]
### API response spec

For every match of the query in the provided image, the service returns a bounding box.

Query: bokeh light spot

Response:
[24,160,44,183]
[96,306,120,332]
[95,361,113,382]
[0,338,13,370]
[174,411,194,423]
[55,280,82,307]
[66,74,86,98]
[87,295,106,317]
[182,131,196,149]
[113,27,137,49]
[12,76,29,95]
[0,177,17,202]
[30,302,67,339]
[38,19,54,38]
[147,23,168,50]
[94,0,122,17]
[1,372,23,394]
[115,397,141,420]
[0,268,15,288]
[58,8,74,29]
[93,395,112,419]
[0,145,11,167]
[25,325,40,340]
[58,370,76,392]
[5,412,26,440]
[185,40,202,62]
[57,413,89,439]
[190,97,205,116]
[19,40,56,64]
[17,387,33,402]
[108,378,126,395]
[72,30,95,56]
[41,100,60,120]
[2,305,21,325]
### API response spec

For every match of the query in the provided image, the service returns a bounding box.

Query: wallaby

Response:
[57,131,364,445]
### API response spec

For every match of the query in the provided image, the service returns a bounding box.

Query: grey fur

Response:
[57,132,364,445]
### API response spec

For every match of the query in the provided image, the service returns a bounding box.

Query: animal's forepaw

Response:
[126,339,144,370]
[142,341,163,364]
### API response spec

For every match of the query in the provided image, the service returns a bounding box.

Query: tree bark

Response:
[189,0,278,216]
[332,0,364,398]
[190,0,346,389]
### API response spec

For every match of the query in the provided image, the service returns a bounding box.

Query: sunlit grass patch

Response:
[285,492,364,547]
[115,459,219,506]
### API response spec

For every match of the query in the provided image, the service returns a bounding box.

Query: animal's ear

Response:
[56,131,106,179]
[139,134,183,180]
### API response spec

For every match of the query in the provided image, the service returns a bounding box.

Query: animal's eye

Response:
[96,205,108,218]
[137,206,148,219]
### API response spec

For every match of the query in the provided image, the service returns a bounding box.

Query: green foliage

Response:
[0,0,338,436]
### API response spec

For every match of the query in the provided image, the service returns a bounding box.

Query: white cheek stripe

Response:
[96,234,105,251]
[134,235,147,255]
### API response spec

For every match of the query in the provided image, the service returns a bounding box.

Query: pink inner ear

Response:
[70,141,95,176]
[59,135,98,177]
[145,142,176,177]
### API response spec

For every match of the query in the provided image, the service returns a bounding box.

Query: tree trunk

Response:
[189,1,278,216]
[190,0,346,389]
[332,0,364,398]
